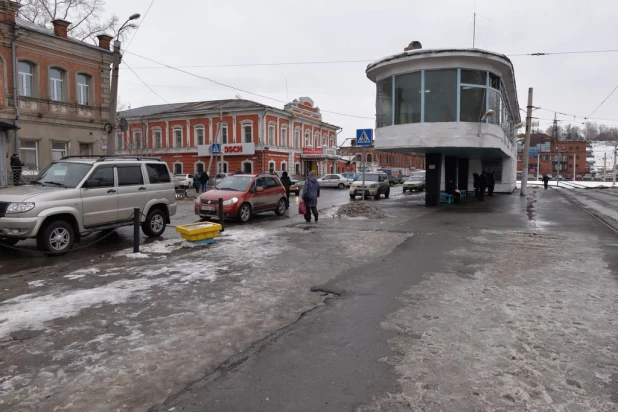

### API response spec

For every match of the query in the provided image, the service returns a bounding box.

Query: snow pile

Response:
[336,202,391,219]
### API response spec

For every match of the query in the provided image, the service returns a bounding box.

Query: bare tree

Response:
[582,122,599,141]
[17,0,133,44]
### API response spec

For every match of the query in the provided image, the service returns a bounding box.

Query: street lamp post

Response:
[106,13,141,156]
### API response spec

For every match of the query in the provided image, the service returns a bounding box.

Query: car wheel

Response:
[142,209,167,237]
[0,237,19,247]
[402,188,407,193]
[238,203,252,223]
[385,188,390,199]
[349,194,356,199]
[37,220,74,255]
[294,190,300,196]
[274,198,286,216]
[338,183,345,189]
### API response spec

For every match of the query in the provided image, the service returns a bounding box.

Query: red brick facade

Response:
[338,146,424,173]
[118,97,344,178]
[517,138,588,178]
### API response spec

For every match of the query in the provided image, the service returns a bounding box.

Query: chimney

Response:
[0,0,21,24]
[51,19,71,38]
[97,34,113,50]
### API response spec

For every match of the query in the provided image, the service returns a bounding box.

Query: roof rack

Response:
[60,155,162,162]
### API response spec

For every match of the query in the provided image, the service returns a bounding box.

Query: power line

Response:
[587,84,618,119]
[123,51,374,120]
[123,48,618,70]
[123,60,168,104]
[126,0,156,50]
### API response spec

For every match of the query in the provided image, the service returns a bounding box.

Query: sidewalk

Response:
[154,188,618,412]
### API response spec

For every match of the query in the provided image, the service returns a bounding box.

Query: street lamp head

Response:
[129,13,141,20]
[481,109,495,120]
[513,123,523,129]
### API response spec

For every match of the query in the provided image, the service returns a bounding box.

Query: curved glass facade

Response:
[376,68,516,142]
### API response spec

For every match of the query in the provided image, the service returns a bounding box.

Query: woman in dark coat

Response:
[472,173,480,199]
[487,171,495,196]
[199,171,209,192]
[478,171,488,201]
[302,171,320,222]
[280,171,292,209]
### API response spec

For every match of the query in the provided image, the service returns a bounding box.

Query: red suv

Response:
[195,174,287,223]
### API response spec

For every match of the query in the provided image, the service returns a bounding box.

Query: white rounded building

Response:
[366,43,521,205]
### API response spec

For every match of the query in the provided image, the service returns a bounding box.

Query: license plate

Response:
[356,190,363,195]
[201,206,215,212]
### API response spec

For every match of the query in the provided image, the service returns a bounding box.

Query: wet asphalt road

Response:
[0,185,409,277]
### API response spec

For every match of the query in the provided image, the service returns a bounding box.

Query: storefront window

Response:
[376,78,392,127]
[424,69,457,123]
[394,71,421,124]
[460,86,486,122]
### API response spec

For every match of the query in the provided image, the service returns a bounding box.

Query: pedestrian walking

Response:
[194,171,201,193]
[10,153,24,186]
[478,171,488,201]
[200,171,209,192]
[302,171,320,222]
[279,171,292,210]
[473,172,480,199]
[487,171,495,196]
[542,174,549,190]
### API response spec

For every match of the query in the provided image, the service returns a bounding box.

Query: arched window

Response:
[153,129,162,149]
[18,61,34,97]
[76,73,91,105]
[330,137,335,147]
[220,124,228,144]
[305,130,311,147]
[173,128,183,148]
[217,161,229,173]
[322,134,327,146]
[241,122,253,143]
[281,161,287,171]
[194,126,205,146]
[194,161,205,174]
[268,123,275,146]
[116,132,124,151]
[242,161,253,174]
[173,162,183,175]
[134,130,143,149]
[314,132,320,148]
[49,68,65,101]
[281,126,288,147]
[295,128,301,148]
[295,163,301,175]
[268,160,275,171]
[367,154,373,163]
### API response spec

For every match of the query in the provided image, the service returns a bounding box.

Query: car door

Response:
[81,165,118,227]
[263,176,280,208]
[330,174,342,187]
[252,177,267,212]
[116,164,147,221]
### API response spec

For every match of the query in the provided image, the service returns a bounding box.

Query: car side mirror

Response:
[84,179,99,188]
[256,186,265,193]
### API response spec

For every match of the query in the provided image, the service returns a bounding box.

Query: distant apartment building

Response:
[517,134,588,177]
[0,0,114,186]
[118,97,348,177]
[338,145,424,174]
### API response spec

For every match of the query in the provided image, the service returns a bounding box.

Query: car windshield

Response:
[354,174,380,182]
[34,162,92,188]
[215,176,253,191]
[408,176,424,181]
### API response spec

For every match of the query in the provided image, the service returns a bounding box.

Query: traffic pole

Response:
[520,87,533,196]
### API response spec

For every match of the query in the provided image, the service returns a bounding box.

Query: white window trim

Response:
[268,123,276,146]
[314,131,320,148]
[51,141,68,160]
[219,123,229,144]
[295,162,301,175]
[281,161,288,171]
[152,127,162,149]
[173,161,183,174]
[280,126,288,148]
[194,125,206,146]
[116,132,124,151]
[76,72,92,106]
[20,140,39,170]
[49,67,66,102]
[194,161,206,174]
[133,130,143,150]
[18,61,35,97]
[322,133,328,147]
[268,160,276,171]
[173,127,183,148]
[294,128,301,149]
[240,121,254,144]
[304,130,311,147]
[330,137,335,147]
[241,160,254,174]
[216,161,229,173]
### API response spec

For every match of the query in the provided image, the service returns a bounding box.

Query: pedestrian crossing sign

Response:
[356,129,373,146]
[210,144,221,155]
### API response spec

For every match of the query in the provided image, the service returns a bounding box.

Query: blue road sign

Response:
[210,144,221,155]
[529,149,538,158]
[356,129,373,146]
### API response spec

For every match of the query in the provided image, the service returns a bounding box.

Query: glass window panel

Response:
[424,69,457,123]
[394,71,421,124]
[77,74,89,105]
[488,89,500,125]
[460,86,486,122]
[18,62,33,97]
[489,73,500,89]
[461,69,486,85]
[49,68,63,101]
[376,77,393,127]
[196,128,204,145]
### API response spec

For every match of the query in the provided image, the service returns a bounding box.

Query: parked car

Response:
[341,172,358,180]
[317,173,353,189]
[402,174,425,192]
[583,174,592,181]
[195,174,287,223]
[174,174,194,188]
[349,172,390,200]
[397,175,409,184]
[273,171,300,195]
[527,174,535,180]
[576,175,583,180]
[0,156,177,254]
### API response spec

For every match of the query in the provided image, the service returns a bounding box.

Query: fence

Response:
[4,167,39,186]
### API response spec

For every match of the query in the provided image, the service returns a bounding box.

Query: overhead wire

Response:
[586,84,618,119]
[125,0,156,50]
[122,60,168,104]
[123,50,374,120]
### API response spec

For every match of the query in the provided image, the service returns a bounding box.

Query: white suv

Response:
[0,156,177,254]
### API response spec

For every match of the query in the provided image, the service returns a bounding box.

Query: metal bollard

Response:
[133,207,140,253]
[218,198,225,232]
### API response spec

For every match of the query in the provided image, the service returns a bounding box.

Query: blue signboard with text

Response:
[356,129,373,147]
[529,149,538,158]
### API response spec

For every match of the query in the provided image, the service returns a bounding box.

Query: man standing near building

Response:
[10,153,24,186]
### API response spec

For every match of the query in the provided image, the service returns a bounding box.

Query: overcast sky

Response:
[106,0,618,143]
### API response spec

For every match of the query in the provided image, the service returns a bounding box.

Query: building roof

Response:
[15,17,113,54]
[119,99,341,129]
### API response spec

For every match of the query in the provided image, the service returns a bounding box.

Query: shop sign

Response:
[303,147,323,155]
[198,143,255,156]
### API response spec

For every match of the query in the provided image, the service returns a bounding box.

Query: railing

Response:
[4,167,39,186]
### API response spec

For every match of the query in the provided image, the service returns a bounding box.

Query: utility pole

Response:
[521,87,533,196]
[106,40,122,155]
[603,152,607,181]
[613,142,617,186]
[573,150,576,182]
[552,113,558,138]
[537,153,540,182]
[472,13,476,48]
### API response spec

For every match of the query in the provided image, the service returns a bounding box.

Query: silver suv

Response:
[349,172,390,200]
[0,156,177,254]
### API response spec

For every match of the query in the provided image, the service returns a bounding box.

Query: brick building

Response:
[517,134,588,177]
[118,97,347,177]
[338,145,424,174]
[0,0,114,185]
